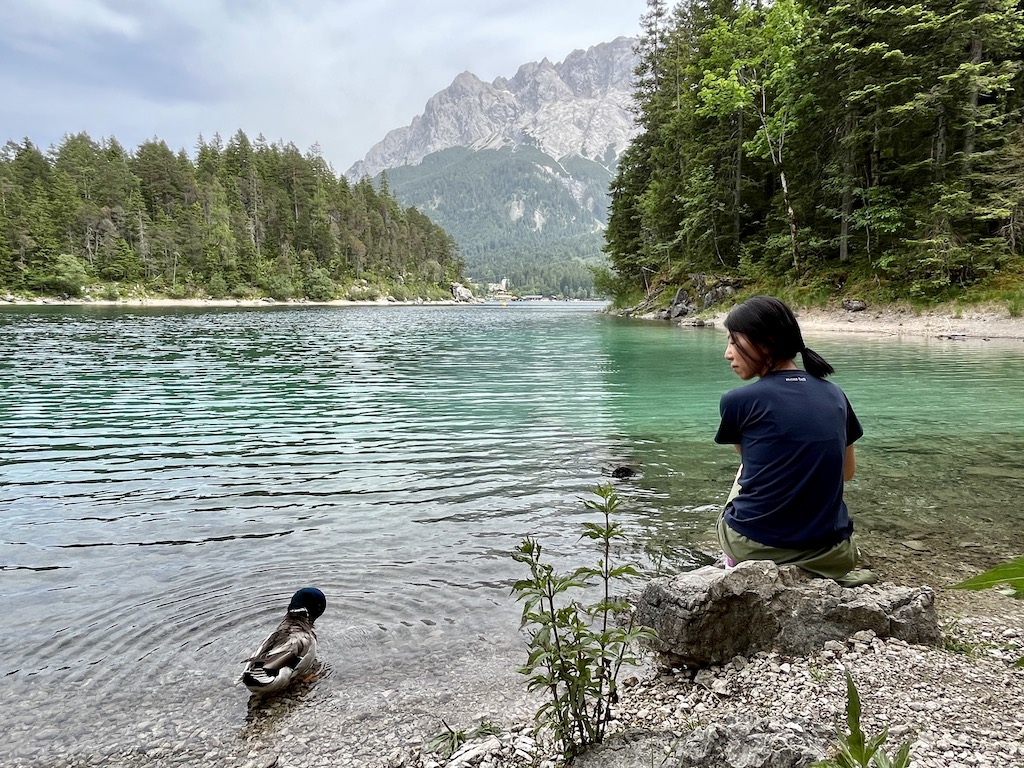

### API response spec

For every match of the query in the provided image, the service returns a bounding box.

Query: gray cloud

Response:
[0,0,644,170]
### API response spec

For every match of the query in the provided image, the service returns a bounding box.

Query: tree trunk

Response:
[839,187,852,262]
[779,167,799,271]
[84,223,95,264]
[962,37,983,187]
[870,124,881,189]
[839,112,854,262]
[935,103,947,180]
[760,109,798,271]
[754,97,798,270]
[253,175,262,259]
[138,212,146,261]
[735,109,743,248]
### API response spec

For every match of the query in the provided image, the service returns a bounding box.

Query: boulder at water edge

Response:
[636,560,940,669]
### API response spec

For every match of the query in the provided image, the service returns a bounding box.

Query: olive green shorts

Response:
[716,513,857,580]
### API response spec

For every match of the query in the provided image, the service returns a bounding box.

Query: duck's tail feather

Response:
[241,666,279,690]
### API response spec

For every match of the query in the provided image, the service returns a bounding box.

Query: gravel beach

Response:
[756,303,1024,343]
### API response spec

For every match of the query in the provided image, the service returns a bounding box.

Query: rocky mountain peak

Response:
[346,36,639,180]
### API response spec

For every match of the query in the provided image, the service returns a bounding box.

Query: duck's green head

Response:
[288,587,326,621]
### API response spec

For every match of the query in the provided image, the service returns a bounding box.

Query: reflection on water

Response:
[1,303,1022,764]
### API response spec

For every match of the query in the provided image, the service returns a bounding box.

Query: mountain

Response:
[345,37,640,296]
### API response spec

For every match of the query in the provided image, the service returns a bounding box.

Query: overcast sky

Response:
[0,1,647,174]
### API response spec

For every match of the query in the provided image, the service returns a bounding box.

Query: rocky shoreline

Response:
[382,592,1023,768]
[707,302,1024,344]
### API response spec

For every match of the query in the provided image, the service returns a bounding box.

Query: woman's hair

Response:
[724,295,835,378]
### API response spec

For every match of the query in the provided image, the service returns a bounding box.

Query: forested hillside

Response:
[0,131,463,302]
[604,0,1024,305]
[381,145,613,297]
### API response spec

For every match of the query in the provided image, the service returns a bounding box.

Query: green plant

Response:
[165,283,187,299]
[813,670,912,768]
[230,282,255,299]
[345,282,381,301]
[938,619,985,659]
[207,273,229,297]
[266,274,296,301]
[304,267,337,301]
[426,720,467,759]
[808,664,830,682]
[34,254,89,297]
[511,484,656,760]
[425,719,503,758]
[473,719,503,738]
[952,556,1024,666]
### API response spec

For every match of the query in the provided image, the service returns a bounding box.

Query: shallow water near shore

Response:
[2,302,1023,764]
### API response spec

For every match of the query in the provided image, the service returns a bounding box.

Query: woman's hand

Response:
[843,444,856,481]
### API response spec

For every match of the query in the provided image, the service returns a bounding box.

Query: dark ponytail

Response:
[800,346,835,378]
[724,296,836,378]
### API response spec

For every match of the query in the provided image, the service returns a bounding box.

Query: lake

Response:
[2,302,1023,765]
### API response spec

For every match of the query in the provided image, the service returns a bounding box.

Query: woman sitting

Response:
[714,296,876,587]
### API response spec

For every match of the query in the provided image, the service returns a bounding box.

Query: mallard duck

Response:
[240,587,326,694]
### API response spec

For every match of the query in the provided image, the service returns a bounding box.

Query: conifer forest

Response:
[604,0,1024,304]
[0,131,463,301]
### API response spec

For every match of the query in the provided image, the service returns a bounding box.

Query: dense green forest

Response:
[603,0,1024,306]
[466,232,607,299]
[379,146,614,298]
[0,130,464,302]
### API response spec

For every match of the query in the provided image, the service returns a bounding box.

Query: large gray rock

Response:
[637,561,939,668]
[450,282,474,302]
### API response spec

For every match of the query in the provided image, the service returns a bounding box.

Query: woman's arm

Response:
[844,444,856,481]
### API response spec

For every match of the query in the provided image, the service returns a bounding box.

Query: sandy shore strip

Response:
[1,295,466,308]
[743,305,1024,342]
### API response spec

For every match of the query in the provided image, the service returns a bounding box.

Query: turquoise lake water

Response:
[2,302,1022,764]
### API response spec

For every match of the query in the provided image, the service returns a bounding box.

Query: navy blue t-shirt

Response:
[715,370,863,549]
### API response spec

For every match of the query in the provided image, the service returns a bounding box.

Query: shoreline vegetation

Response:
[0,290,589,309]
[601,1,1024,313]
